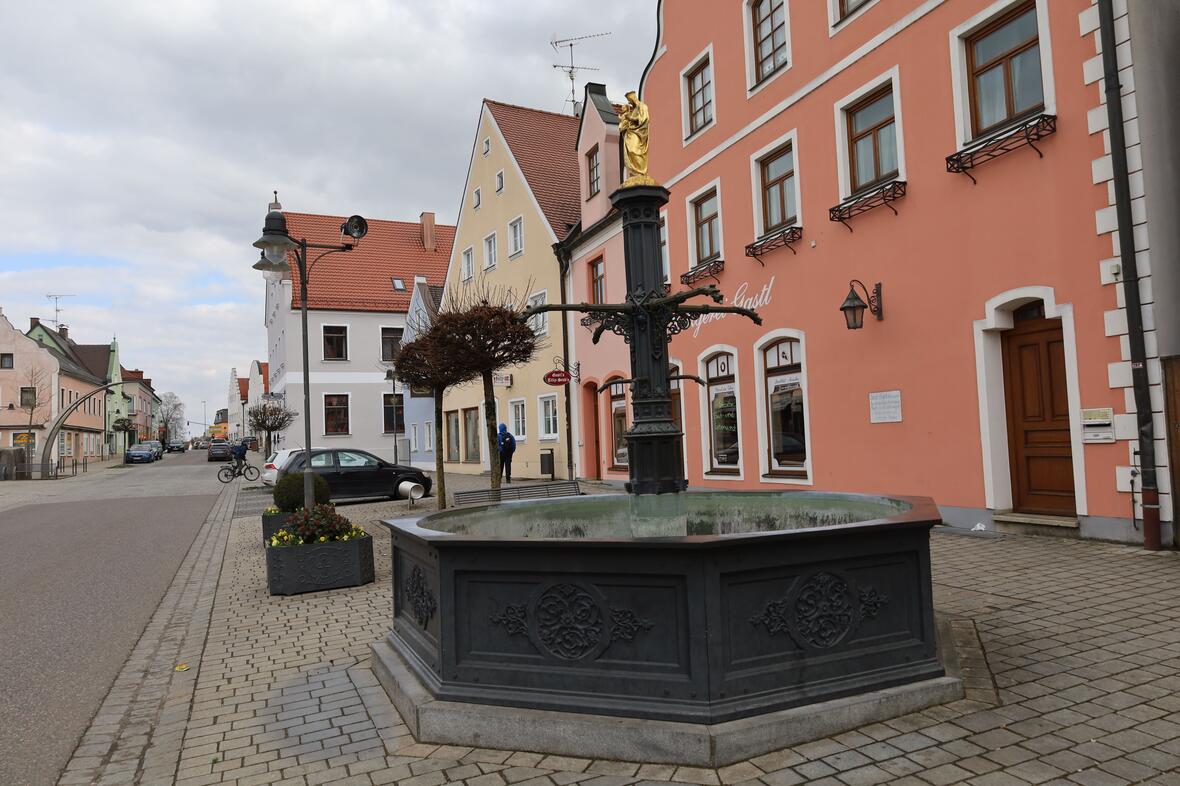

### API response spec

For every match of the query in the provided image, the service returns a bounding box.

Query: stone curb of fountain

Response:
[56,479,240,786]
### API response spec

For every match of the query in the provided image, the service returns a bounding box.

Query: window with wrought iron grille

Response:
[759,144,796,234]
[847,87,898,193]
[966,2,1043,138]
[686,58,713,135]
[692,189,720,264]
[751,0,788,83]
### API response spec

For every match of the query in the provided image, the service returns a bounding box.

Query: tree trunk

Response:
[483,371,501,489]
[433,389,447,511]
[264,430,272,457]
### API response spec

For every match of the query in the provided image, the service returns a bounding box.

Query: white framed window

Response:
[833,67,906,200]
[483,232,497,269]
[424,421,433,451]
[496,170,505,193]
[697,346,744,480]
[527,292,548,336]
[508,217,524,257]
[743,0,791,96]
[411,423,419,452]
[684,178,723,268]
[749,128,802,238]
[321,324,349,361]
[949,0,1055,150]
[509,398,527,441]
[323,393,350,436]
[538,395,559,440]
[680,45,716,143]
[461,247,474,281]
[608,377,629,468]
[754,331,812,484]
[482,137,491,156]
[827,0,880,35]
[473,187,481,210]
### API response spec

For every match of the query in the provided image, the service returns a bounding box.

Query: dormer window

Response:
[391,277,406,291]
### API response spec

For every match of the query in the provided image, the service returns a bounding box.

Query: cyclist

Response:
[231,440,248,474]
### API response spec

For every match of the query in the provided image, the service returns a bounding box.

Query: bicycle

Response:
[217,461,260,483]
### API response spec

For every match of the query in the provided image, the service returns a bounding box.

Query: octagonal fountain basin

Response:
[380,491,944,725]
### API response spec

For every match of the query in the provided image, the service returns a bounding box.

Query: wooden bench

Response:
[453,480,582,507]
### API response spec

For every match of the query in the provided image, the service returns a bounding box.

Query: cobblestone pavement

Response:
[63,514,1180,786]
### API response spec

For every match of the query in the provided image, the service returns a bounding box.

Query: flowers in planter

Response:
[266,504,368,548]
[264,505,281,514]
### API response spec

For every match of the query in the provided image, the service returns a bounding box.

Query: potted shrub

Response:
[266,504,374,596]
[265,472,330,543]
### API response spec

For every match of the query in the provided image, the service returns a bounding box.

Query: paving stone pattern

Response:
[68,517,1180,786]
[56,481,239,786]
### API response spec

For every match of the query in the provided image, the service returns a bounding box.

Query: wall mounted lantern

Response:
[839,280,883,330]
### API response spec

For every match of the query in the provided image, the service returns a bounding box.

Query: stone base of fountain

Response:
[371,636,962,767]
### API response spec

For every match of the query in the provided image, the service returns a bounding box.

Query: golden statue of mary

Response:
[619,91,658,188]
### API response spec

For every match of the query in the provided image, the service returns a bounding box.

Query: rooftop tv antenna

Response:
[46,294,74,329]
[551,32,611,112]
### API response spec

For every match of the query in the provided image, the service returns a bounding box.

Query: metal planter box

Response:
[266,536,375,596]
[262,512,292,544]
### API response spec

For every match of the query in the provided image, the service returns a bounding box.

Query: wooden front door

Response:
[1002,307,1076,516]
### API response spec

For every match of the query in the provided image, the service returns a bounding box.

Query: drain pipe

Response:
[1098,0,1161,550]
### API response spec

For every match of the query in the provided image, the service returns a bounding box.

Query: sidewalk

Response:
[59,496,1180,786]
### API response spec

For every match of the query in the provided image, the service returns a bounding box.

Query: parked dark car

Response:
[166,441,187,453]
[278,449,431,501]
[124,444,156,464]
[207,439,232,462]
[143,440,164,459]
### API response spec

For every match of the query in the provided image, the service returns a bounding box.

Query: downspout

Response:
[554,240,577,481]
[1098,0,1161,550]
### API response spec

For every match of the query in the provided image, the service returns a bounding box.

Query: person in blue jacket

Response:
[497,423,516,484]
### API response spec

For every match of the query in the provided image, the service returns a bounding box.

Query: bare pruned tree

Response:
[436,281,542,489]
[17,365,52,463]
[247,402,298,457]
[157,392,185,444]
[393,332,477,510]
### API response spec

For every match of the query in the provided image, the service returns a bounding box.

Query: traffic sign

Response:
[543,369,572,386]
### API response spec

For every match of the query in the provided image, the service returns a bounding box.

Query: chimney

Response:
[420,212,436,252]
[59,325,68,340]
[29,317,40,330]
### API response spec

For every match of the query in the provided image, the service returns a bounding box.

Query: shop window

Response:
[705,353,740,472]
[445,411,460,461]
[762,339,807,474]
[608,378,628,468]
[463,407,480,462]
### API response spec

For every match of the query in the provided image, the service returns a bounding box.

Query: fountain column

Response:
[611,184,686,495]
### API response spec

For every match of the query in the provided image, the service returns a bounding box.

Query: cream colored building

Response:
[440,100,581,480]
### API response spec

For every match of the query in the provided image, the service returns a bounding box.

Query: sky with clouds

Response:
[0,0,657,432]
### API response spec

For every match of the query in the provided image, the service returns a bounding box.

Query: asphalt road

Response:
[0,449,223,786]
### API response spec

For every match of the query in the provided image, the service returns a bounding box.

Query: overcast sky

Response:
[0,0,657,433]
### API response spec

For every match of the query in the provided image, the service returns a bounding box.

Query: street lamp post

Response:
[253,208,368,510]
[384,368,400,465]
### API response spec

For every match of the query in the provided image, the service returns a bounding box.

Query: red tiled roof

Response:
[237,378,249,401]
[486,100,581,240]
[283,213,455,312]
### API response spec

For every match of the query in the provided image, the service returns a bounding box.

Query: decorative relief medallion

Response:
[749,571,890,649]
[794,572,855,648]
[403,565,437,628]
[535,583,604,660]
[488,582,654,661]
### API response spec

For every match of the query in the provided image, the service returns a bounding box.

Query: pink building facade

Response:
[633,0,1178,543]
